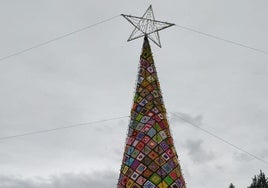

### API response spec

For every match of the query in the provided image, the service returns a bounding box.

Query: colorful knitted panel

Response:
[118,36,186,188]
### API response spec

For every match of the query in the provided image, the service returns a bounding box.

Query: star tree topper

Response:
[121,5,175,48]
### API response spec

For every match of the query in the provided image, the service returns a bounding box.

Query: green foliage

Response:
[248,170,268,188]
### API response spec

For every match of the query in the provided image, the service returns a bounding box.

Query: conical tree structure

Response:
[118,36,186,188]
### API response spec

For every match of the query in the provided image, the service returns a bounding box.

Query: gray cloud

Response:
[183,139,215,163]
[0,171,117,188]
[233,152,254,162]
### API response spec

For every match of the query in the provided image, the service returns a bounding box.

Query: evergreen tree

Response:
[229,183,235,188]
[248,170,268,188]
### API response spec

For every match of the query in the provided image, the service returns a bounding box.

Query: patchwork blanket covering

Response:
[117,36,186,188]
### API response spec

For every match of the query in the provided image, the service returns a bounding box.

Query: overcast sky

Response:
[0,0,268,187]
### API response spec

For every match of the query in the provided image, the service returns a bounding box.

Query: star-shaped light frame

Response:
[121,5,175,48]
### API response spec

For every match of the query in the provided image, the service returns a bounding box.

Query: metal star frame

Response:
[121,5,175,48]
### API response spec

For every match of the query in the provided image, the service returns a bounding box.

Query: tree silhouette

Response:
[229,183,235,188]
[248,170,268,188]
